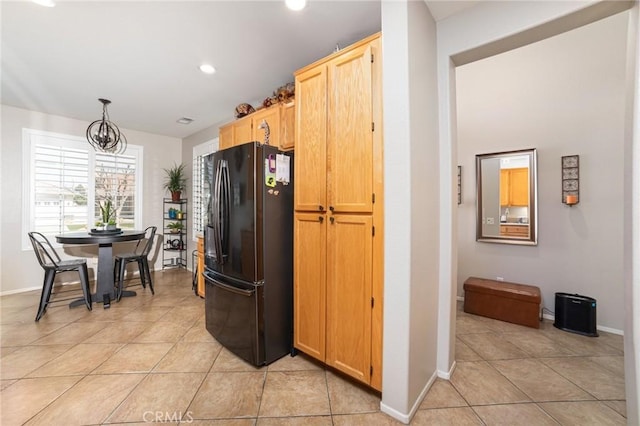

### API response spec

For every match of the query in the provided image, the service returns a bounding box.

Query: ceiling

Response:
[1,1,478,140]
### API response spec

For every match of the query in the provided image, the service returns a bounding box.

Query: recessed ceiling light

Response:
[177,117,194,125]
[285,0,306,11]
[199,64,216,75]
[32,0,55,7]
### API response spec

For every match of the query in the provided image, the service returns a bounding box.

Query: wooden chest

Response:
[463,276,541,328]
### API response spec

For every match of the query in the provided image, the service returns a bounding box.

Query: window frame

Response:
[22,128,144,250]
[192,138,217,241]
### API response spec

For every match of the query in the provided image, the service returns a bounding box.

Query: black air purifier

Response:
[554,292,598,337]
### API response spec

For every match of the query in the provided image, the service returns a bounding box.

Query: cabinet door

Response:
[197,236,205,297]
[233,117,253,146]
[281,101,295,151]
[252,107,280,147]
[326,214,373,384]
[500,169,509,206]
[219,124,234,150]
[293,212,327,362]
[509,168,529,206]
[295,65,327,212]
[500,225,529,237]
[327,44,373,213]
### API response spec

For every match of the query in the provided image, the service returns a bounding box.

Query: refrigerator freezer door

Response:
[204,271,264,365]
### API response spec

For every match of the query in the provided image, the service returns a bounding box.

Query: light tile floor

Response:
[0,269,626,425]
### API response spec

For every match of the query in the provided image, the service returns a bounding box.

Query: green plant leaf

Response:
[163,163,188,193]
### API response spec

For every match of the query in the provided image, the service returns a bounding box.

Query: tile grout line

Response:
[0,278,626,425]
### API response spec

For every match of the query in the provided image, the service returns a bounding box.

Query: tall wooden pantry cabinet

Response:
[293,32,384,390]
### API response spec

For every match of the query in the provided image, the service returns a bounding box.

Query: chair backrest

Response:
[28,232,61,269]
[136,226,157,256]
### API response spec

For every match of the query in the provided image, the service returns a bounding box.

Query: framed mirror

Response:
[476,148,537,245]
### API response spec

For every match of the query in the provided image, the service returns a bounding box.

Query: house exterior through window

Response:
[22,128,143,249]
[192,138,217,240]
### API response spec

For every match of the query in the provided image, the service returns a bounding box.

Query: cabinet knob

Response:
[319,205,324,211]
[329,206,334,212]
[330,217,335,224]
[319,216,324,223]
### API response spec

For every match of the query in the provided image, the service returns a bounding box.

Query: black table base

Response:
[69,290,136,309]
[56,230,146,309]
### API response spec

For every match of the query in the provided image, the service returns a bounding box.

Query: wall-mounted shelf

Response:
[561,155,579,205]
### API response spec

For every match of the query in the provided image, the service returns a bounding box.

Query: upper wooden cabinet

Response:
[295,65,328,211]
[293,32,383,391]
[328,44,374,213]
[500,168,529,206]
[281,101,295,151]
[219,115,252,150]
[251,106,280,147]
[218,101,295,151]
[294,41,374,214]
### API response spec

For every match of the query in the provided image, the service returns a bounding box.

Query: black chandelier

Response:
[86,98,127,154]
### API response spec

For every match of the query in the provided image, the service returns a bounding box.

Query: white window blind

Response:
[33,144,89,235]
[192,139,216,240]
[95,152,137,229]
[23,129,143,249]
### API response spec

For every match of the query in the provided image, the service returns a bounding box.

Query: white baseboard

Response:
[380,371,437,424]
[0,285,41,296]
[0,266,160,297]
[597,325,624,335]
[461,295,623,336]
[541,313,623,335]
[380,402,411,425]
[542,312,555,321]
[438,360,457,380]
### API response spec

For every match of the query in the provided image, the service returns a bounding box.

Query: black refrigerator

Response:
[203,141,293,366]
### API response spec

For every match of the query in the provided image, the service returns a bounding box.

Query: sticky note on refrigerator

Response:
[276,154,290,184]
[265,159,276,188]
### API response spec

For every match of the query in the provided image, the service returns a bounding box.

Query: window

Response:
[22,129,143,249]
[192,139,217,240]
[94,152,138,229]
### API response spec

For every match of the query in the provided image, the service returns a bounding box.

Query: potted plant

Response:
[167,221,183,234]
[163,163,187,202]
[99,199,117,230]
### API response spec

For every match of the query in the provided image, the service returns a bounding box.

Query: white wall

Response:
[380,2,413,418]
[624,3,640,423]
[436,1,639,424]
[0,105,182,293]
[380,0,440,422]
[180,120,226,262]
[407,0,440,408]
[404,2,440,406]
[456,12,628,331]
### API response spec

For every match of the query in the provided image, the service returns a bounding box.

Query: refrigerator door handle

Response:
[212,159,223,264]
[208,277,255,297]
[220,160,230,265]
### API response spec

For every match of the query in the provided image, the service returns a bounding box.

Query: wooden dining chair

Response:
[28,232,92,321]
[114,226,157,301]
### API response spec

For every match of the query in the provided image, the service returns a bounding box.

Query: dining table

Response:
[55,230,146,307]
